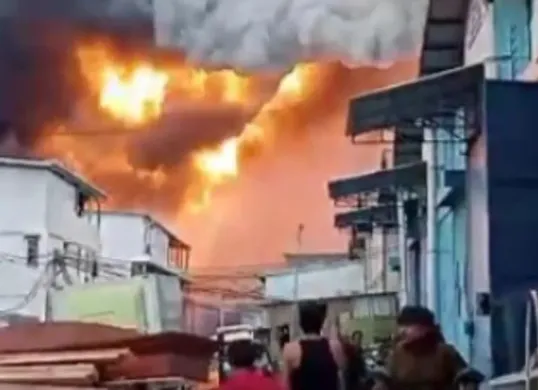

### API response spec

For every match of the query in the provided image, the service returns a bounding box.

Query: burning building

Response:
[0,0,427,267]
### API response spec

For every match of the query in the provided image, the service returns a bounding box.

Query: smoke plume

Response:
[130,102,258,168]
[0,0,423,267]
[154,0,428,71]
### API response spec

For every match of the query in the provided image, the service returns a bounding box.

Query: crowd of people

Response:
[216,302,481,390]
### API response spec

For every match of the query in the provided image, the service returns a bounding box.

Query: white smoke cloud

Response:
[153,0,428,71]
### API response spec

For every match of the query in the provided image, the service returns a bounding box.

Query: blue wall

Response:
[475,81,538,376]
[432,122,470,361]
[493,0,532,79]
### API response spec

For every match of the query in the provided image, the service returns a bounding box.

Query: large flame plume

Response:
[37,41,322,212]
[34,40,416,267]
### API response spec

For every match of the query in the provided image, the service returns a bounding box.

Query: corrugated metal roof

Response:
[342,0,470,163]
[394,0,469,163]
[420,0,468,75]
[334,204,397,229]
[328,162,427,200]
[0,156,105,198]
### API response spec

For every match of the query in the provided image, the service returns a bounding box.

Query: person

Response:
[342,330,367,390]
[282,301,346,390]
[218,339,284,390]
[351,330,364,348]
[372,305,468,390]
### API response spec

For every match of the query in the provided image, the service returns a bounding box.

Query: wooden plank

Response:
[105,376,189,386]
[0,363,98,384]
[0,385,105,390]
[103,353,211,382]
[0,348,130,366]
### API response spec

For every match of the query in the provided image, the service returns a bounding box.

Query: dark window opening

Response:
[25,235,40,267]
[90,258,99,279]
[75,192,88,217]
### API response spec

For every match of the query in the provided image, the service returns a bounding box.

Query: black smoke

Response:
[0,0,154,147]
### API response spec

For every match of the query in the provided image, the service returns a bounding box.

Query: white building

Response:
[262,251,399,302]
[97,211,190,271]
[0,157,105,320]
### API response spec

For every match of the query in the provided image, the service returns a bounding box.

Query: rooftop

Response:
[284,252,348,265]
[262,258,359,277]
[99,210,190,249]
[0,156,105,198]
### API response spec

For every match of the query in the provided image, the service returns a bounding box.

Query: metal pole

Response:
[292,266,299,338]
[424,127,437,311]
[397,193,408,306]
[219,293,225,327]
[381,225,388,292]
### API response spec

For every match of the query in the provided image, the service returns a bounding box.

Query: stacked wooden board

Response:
[0,348,129,388]
[0,322,218,389]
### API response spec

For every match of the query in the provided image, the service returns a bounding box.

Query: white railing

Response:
[489,290,538,390]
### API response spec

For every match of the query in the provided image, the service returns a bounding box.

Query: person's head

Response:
[227,340,258,369]
[351,330,363,347]
[396,305,436,343]
[299,301,327,335]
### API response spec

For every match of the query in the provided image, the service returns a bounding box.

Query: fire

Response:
[37,42,317,213]
[100,66,169,124]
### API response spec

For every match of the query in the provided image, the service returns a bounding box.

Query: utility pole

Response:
[292,223,303,338]
[292,265,299,338]
[218,291,225,327]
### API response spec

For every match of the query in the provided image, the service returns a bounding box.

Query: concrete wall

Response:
[98,212,179,268]
[264,262,367,301]
[51,273,183,333]
[0,164,101,319]
[465,0,496,76]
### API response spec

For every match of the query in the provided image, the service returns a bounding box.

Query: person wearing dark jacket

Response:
[373,306,468,390]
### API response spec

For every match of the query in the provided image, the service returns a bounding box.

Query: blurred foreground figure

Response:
[372,306,471,390]
[218,339,284,390]
[282,301,345,390]
[341,330,368,390]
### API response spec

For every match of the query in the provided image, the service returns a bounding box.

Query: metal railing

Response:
[489,290,538,390]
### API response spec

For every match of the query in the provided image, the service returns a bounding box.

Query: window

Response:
[25,235,40,267]
[90,255,99,279]
[75,191,88,217]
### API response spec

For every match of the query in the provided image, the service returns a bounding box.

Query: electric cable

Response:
[0,261,58,315]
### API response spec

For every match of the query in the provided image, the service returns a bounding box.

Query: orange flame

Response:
[100,65,169,124]
[37,42,318,213]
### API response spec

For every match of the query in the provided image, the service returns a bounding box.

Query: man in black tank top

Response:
[282,301,345,390]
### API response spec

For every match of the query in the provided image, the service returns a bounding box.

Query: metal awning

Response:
[334,204,397,229]
[420,0,468,75]
[394,0,468,164]
[328,161,426,201]
[346,64,485,138]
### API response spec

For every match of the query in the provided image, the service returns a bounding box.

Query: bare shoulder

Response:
[282,341,300,360]
[328,338,344,353]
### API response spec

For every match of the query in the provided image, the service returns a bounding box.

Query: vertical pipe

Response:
[381,226,388,292]
[397,194,408,306]
[292,267,300,337]
[424,127,437,311]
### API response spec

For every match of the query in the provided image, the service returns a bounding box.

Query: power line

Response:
[0,261,57,316]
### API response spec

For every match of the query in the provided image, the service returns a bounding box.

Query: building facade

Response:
[0,157,104,320]
[97,211,191,271]
[263,252,400,302]
[328,0,538,380]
